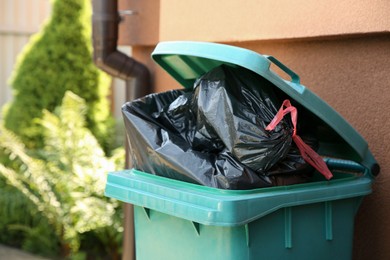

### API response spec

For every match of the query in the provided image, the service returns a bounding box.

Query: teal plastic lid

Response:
[151,41,378,175]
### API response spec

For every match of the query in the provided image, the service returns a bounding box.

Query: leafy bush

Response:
[0,91,124,258]
[2,0,113,153]
[0,180,60,257]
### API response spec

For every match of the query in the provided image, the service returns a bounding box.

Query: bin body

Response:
[105,168,372,260]
[134,200,358,260]
[105,41,378,260]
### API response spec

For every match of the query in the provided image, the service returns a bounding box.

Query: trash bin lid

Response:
[151,41,379,176]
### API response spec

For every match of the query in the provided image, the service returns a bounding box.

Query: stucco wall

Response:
[120,0,390,258]
[159,0,389,42]
[120,0,389,46]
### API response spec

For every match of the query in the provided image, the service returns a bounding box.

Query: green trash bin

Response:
[105,41,379,260]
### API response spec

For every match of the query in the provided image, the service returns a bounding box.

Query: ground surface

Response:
[0,244,49,260]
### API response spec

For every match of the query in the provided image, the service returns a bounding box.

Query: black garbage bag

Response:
[122,65,317,189]
[193,65,293,171]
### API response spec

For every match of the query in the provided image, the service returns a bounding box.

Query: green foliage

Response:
[8,223,61,257]
[0,178,60,257]
[0,91,124,258]
[2,0,114,153]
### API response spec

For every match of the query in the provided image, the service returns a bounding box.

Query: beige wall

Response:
[0,0,51,111]
[159,0,389,42]
[160,0,390,42]
[118,0,159,46]
[122,0,390,259]
[120,0,389,46]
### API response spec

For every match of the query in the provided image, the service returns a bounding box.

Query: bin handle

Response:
[265,55,300,84]
[324,158,368,175]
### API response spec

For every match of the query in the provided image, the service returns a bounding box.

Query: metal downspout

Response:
[92,1,151,259]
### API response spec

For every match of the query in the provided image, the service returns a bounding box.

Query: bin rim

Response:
[105,163,373,226]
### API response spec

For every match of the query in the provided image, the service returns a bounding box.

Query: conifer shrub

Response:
[3,0,113,153]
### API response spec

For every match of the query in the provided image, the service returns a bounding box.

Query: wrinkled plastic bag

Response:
[122,65,319,189]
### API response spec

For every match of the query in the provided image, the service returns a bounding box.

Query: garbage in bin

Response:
[105,41,379,260]
[122,64,331,189]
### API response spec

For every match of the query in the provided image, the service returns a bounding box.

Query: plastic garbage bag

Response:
[193,65,292,172]
[122,65,324,189]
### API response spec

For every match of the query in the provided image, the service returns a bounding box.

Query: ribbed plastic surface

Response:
[132,200,358,260]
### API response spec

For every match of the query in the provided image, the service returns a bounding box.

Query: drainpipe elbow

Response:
[92,0,151,98]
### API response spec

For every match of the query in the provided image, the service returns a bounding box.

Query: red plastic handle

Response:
[266,100,333,180]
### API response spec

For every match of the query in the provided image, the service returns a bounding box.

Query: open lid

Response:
[151,41,379,176]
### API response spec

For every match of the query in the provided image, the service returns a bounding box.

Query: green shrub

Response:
[0,178,60,257]
[3,0,113,153]
[0,91,124,258]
